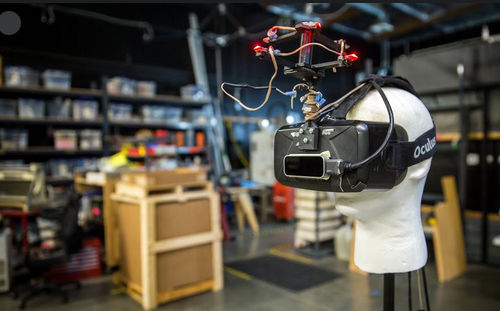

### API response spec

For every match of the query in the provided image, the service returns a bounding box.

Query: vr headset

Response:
[274,75,437,192]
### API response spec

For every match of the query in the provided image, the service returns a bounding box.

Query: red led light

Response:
[346,53,359,61]
[315,22,322,29]
[253,44,263,52]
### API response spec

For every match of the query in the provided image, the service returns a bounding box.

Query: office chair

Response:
[17,193,83,309]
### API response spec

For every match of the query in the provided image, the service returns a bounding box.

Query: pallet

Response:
[295,198,335,210]
[296,219,342,231]
[294,189,331,200]
[295,228,337,242]
[111,178,223,310]
[113,271,215,306]
[114,180,211,199]
[295,208,341,220]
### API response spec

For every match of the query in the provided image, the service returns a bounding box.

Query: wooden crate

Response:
[121,168,207,188]
[111,178,223,310]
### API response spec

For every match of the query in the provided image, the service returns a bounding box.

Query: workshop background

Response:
[0,2,500,311]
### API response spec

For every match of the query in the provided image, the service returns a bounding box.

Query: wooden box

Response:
[115,169,207,199]
[121,168,206,187]
[111,177,223,310]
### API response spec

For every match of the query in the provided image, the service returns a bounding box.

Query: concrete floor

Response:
[1,223,500,310]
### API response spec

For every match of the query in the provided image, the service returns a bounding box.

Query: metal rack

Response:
[0,81,212,178]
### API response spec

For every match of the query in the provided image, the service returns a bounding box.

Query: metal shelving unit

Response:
[0,85,102,98]
[421,85,497,264]
[109,120,206,131]
[107,93,209,107]
[0,117,104,127]
[0,81,212,180]
[0,147,105,156]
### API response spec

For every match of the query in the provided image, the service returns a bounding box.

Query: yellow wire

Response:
[277,42,342,57]
[221,46,278,112]
[268,25,296,34]
[290,83,309,109]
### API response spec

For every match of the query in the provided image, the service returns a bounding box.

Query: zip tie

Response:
[285,91,296,97]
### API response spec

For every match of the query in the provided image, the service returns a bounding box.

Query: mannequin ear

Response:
[407,158,432,180]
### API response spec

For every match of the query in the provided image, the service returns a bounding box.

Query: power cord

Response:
[220,46,279,111]
[344,81,394,171]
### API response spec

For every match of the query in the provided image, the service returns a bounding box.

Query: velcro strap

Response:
[385,127,437,169]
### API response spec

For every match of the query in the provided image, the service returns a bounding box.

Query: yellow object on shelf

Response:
[108,149,128,168]
[428,217,437,226]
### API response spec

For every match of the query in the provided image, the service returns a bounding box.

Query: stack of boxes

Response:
[294,189,343,248]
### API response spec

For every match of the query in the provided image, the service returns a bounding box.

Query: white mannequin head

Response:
[335,87,434,274]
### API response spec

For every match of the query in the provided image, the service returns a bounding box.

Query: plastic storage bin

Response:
[142,105,182,123]
[0,129,28,150]
[108,103,132,121]
[186,108,208,124]
[42,70,72,90]
[164,107,182,122]
[79,130,102,150]
[73,100,98,120]
[48,159,73,177]
[137,81,156,97]
[106,77,136,95]
[180,84,208,101]
[54,130,77,150]
[74,158,99,171]
[4,66,39,87]
[48,97,72,119]
[0,99,17,117]
[18,98,45,119]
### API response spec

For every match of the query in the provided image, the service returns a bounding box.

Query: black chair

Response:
[16,194,83,309]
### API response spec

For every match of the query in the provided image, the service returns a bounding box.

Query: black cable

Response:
[32,4,155,41]
[408,271,413,311]
[422,267,431,311]
[222,82,286,94]
[345,81,394,170]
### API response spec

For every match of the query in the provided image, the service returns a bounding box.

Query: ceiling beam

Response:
[331,23,371,40]
[368,3,486,42]
[347,3,387,21]
[320,6,361,27]
[263,3,369,40]
[440,10,500,34]
[390,3,430,21]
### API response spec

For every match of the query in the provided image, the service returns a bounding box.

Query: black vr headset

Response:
[274,75,437,192]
